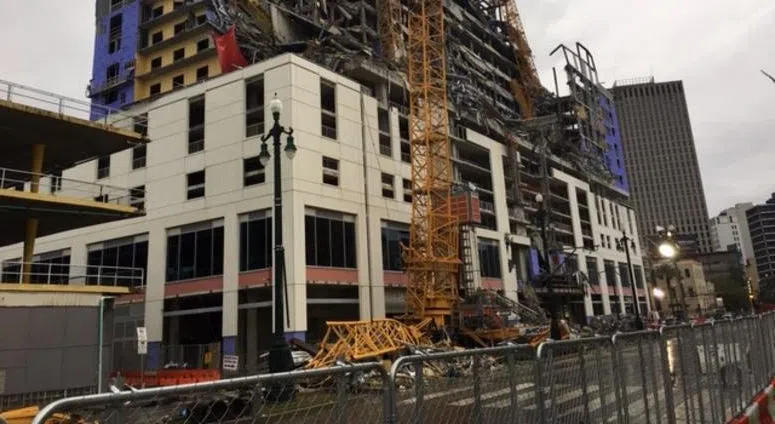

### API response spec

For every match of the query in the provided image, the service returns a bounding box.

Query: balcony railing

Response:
[0,167,145,210]
[88,72,132,96]
[0,78,147,133]
[0,261,144,288]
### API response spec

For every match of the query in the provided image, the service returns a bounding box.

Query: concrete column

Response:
[599,257,612,315]
[144,224,166,368]
[363,207,386,319]
[614,266,626,312]
[283,184,307,339]
[245,302,258,372]
[22,144,45,283]
[490,148,518,302]
[68,243,87,285]
[221,213,239,350]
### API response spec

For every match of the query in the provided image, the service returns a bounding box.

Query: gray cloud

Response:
[1,1,773,215]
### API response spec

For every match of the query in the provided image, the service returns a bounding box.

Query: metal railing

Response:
[0,78,147,132]
[0,261,145,288]
[0,166,144,209]
[32,364,390,424]
[29,313,775,423]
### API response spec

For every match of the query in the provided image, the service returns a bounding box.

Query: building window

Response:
[151,6,163,18]
[197,39,209,52]
[173,48,185,62]
[633,265,644,289]
[305,209,356,268]
[186,170,205,199]
[196,66,208,81]
[378,107,391,156]
[618,263,631,287]
[151,56,162,70]
[151,31,163,44]
[239,211,272,271]
[478,238,501,278]
[104,89,119,104]
[166,220,224,282]
[243,156,265,186]
[149,83,161,95]
[381,221,409,271]
[322,156,339,186]
[399,116,409,163]
[130,185,145,210]
[586,257,599,285]
[381,173,394,198]
[172,74,184,88]
[97,155,110,179]
[195,14,207,25]
[188,96,205,153]
[320,79,337,139]
[49,170,63,193]
[132,145,147,169]
[132,112,148,135]
[2,250,71,285]
[174,21,185,35]
[604,260,616,287]
[87,235,148,287]
[108,14,122,53]
[400,140,410,163]
[245,76,264,137]
[402,178,412,202]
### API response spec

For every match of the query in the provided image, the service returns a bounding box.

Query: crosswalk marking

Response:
[449,383,534,406]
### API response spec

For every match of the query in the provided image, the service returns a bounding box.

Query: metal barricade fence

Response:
[612,330,674,423]
[32,363,391,424]
[388,344,539,423]
[29,316,775,424]
[536,336,621,423]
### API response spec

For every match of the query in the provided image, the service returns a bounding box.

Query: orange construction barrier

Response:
[111,369,222,387]
[729,378,775,423]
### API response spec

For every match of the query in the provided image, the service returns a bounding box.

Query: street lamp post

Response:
[620,231,643,330]
[536,193,562,340]
[259,93,297,398]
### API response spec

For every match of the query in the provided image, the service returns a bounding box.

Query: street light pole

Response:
[259,93,297,400]
[621,231,643,330]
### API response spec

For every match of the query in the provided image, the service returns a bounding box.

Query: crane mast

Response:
[403,0,459,326]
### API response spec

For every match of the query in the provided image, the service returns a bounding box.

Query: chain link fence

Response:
[28,314,775,423]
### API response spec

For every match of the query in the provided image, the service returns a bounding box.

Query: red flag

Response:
[213,26,248,73]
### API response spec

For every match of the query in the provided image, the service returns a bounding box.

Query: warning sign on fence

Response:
[222,354,239,371]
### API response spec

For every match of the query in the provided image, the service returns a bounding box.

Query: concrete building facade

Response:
[747,194,775,285]
[652,259,718,319]
[612,78,712,253]
[0,55,647,371]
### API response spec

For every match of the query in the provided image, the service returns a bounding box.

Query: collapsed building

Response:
[7,0,653,373]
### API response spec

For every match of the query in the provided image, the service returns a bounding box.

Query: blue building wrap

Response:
[89,1,139,120]
[600,95,629,193]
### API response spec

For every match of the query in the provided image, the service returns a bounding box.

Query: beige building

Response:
[652,259,717,319]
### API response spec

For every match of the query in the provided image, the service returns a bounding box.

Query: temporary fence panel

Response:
[388,344,539,423]
[28,314,775,424]
[32,363,390,424]
[612,330,674,423]
[535,336,620,424]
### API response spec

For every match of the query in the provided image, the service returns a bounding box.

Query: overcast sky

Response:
[1,1,774,215]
